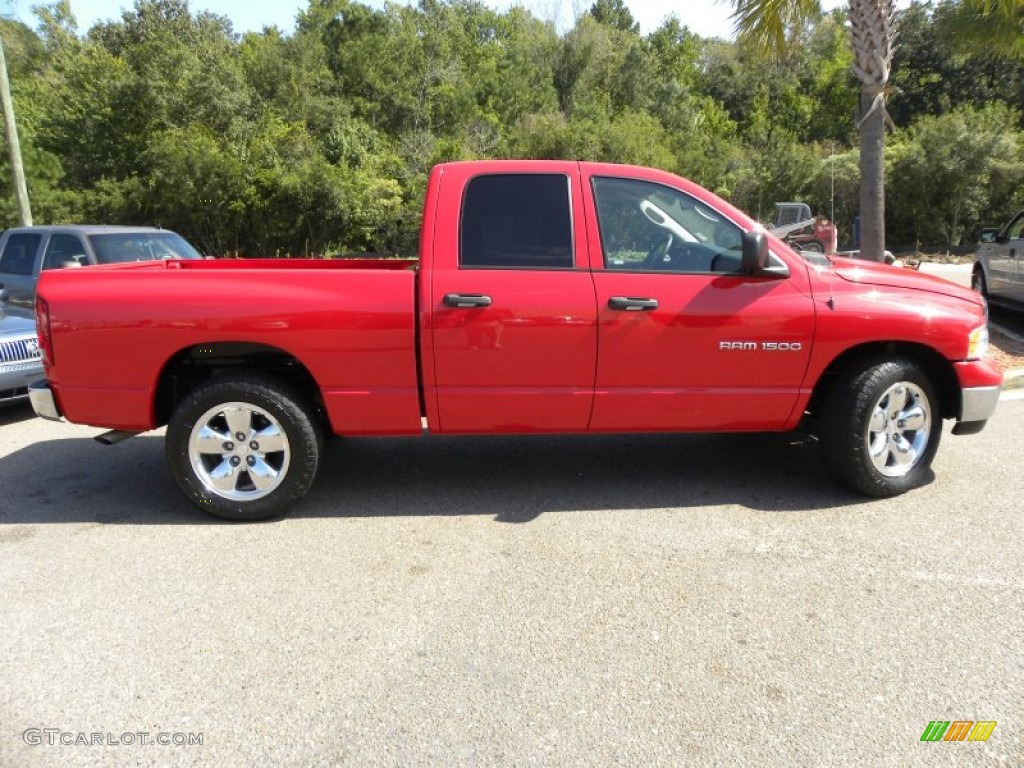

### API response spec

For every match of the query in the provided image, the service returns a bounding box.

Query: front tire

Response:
[972,267,988,298]
[820,358,941,497]
[166,373,324,521]
[972,267,990,320]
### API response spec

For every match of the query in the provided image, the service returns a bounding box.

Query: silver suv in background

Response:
[0,226,203,310]
[974,210,1024,309]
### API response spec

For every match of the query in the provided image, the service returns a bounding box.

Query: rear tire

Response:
[820,358,941,497]
[166,373,324,521]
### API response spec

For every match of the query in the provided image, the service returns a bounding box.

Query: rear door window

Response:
[460,175,573,269]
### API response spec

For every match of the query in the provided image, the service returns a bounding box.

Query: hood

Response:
[0,308,37,337]
[830,257,982,307]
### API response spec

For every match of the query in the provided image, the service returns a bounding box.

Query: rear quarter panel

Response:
[39,260,422,435]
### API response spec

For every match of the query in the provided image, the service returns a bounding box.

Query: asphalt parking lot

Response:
[1,397,1022,767]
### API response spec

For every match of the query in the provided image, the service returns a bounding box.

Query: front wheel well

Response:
[153,342,325,428]
[803,342,960,423]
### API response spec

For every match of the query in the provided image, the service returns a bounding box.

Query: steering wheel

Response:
[643,234,673,269]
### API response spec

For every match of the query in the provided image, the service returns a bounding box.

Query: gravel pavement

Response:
[1,398,1022,767]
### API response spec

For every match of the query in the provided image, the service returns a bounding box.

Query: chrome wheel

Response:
[187,402,291,501]
[821,358,940,497]
[866,382,931,478]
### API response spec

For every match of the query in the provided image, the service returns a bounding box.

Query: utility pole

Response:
[0,33,32,226]
[830,141,835,225]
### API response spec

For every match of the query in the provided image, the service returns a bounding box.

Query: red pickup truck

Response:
[30,161,1002,520]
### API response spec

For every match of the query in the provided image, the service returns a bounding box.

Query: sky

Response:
[6,0,863,40]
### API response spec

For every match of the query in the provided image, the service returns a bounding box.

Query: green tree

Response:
[645,18,742,190]
[887,103,1024,246]
[728,0,898,261]
[891,2,1024,128]
[939,0,1024,59]
[800,11,858,143]
[485,8,559,126]
[552,16,602,118]
[0,11,83,227]
[11,0,1019,255]
[588,0,639,33]
[724,88,820,220]
[811,146,860,245]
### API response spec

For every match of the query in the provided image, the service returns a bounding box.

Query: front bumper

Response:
[960,385,1001,423]
[951,359,1003,436]
[29,379,63,421]
[953,386,1001,435]
[0,361,44,405]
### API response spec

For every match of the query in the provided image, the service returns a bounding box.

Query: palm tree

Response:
[941,0,1024,59]
[727,0,898,262]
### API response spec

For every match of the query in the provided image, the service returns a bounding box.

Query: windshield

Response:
[88,232,202,263]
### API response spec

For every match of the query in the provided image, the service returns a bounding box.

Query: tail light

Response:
[35,296,54,366]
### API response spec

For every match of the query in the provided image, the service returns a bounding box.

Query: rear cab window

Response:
[460,175,573,269]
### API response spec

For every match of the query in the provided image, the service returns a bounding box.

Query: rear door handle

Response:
[608,296,659,311]
[443,293,493,309]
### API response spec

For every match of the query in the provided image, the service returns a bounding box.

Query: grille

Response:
[0,337,41,365]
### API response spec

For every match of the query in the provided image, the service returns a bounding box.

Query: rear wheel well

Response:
[153,343,325,428]
[803,342,960,424]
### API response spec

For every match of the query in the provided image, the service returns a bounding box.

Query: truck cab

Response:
[422,162,810,435]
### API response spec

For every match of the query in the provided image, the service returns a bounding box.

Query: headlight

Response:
[968,325,989,360]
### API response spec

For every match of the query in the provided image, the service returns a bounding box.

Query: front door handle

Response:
[444,293,493,309]
[608,296,659,311]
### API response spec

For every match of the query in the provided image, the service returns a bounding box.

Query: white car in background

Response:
[974,210,1024,309]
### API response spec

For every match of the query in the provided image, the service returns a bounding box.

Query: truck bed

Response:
[165,257,419,272]
[38,259,423,435]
